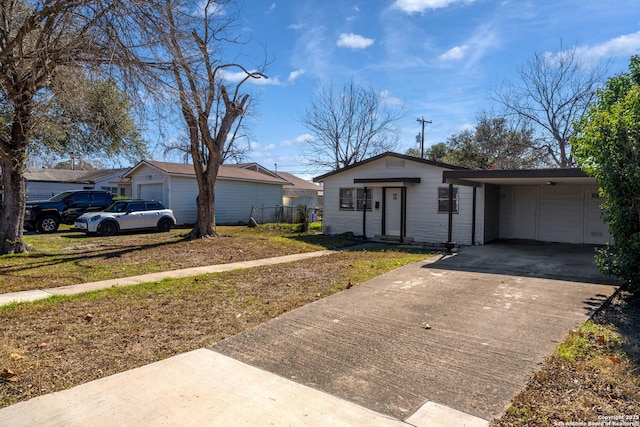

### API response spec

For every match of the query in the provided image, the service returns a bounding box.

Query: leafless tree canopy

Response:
[300,79,402,171]
[0,0,265,253]
[493,47,608,168]
[157,0,266,238]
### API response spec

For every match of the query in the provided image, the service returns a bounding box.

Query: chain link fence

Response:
[249,205,322,225]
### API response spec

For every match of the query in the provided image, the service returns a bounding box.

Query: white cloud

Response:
[438,22,499,68]
[288,69,306,82]
[266,3,276,14]
[439,45,469,61]
[336,33,374,49]
[219,69,278,85]
[289,23,305,30]
[194,0,225,17]
[392,0,476,14]
[574,31,640,60]
[282,134,314,147]
[380,90,403,105]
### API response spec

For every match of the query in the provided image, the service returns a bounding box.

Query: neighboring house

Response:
[124,160,288,225]
[275,171,323,209]
[23,168,129,201]
[314,152,609,246]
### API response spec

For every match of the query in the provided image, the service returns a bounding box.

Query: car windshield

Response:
[48,191,74,202]
[104,201,129,213]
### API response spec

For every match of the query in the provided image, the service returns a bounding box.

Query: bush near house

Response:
[573,55,640,293]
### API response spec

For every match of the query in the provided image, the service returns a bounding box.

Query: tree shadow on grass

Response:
[2,234,187,276]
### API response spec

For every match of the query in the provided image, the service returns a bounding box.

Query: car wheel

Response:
[36,215,60,233]
[157,218,173,232]
[99,221,118,236]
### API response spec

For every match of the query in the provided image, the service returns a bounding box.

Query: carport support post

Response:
[472,187,476,245]
[447,183,453,244]
[362,187,367,239]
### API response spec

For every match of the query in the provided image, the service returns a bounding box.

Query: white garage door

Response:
[139,183,164,203]
[511,187,538,240]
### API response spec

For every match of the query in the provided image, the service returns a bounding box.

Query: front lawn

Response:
[1,225,356,293]
[0,247,435,407]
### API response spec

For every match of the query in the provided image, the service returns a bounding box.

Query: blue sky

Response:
[153,0,640,179]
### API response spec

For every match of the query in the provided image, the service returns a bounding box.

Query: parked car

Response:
[74,200,176,236]
[25,190,114,233]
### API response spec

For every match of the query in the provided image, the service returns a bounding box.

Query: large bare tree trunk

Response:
[187,87,248,239]
[0,97,31,254]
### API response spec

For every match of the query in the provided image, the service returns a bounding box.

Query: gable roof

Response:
[227,162,282,179]
[312,151,469,182]
[126,160,288,185]
[276,172,322,191]
[24,168,129,184]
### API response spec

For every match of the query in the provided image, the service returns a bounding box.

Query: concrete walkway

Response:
[0,250,338,307]
[0,243,619,426]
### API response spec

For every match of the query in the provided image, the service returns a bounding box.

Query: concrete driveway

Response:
[212,242,619,422]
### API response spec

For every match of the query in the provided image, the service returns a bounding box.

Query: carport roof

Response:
[442,168,598,186]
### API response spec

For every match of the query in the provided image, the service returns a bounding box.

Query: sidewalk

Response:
[0,249,338,307]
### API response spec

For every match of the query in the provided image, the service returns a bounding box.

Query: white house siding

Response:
[168,175,198,225]
[498,184,608,244]
[130,165,165,198]
[321,156,483,245]
[215,179,283,225]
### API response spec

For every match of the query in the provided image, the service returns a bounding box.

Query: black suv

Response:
[25,190,114,233]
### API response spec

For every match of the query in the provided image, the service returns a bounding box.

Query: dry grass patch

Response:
[0,248,435,408]
[491,291,640,426]
[1,226,355,293]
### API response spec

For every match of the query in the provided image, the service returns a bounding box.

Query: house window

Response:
[339,188,355,210]
[438,187,459,213]
[356,188,372,211]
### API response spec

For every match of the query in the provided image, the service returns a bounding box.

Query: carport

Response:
[443,168,611,245]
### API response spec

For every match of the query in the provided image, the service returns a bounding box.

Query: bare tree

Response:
[0,0,152,254]
[300,79,402,170]
[159,0,265,239]
[493,47,608,168]
[161,97,255,164]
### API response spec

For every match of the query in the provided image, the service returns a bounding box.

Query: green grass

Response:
[556,321,623,362]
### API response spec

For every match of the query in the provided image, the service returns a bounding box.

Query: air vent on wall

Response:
[386,160,405,168]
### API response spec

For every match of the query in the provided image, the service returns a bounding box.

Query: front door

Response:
[384,188,402,236]
[512,187,538,240]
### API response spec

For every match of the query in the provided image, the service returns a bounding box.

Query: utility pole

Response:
[416,116,432,159]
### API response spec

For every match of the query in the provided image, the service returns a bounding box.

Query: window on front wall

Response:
[438,187,459,213]
[356,188,372,211]
[339,188,355,210]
